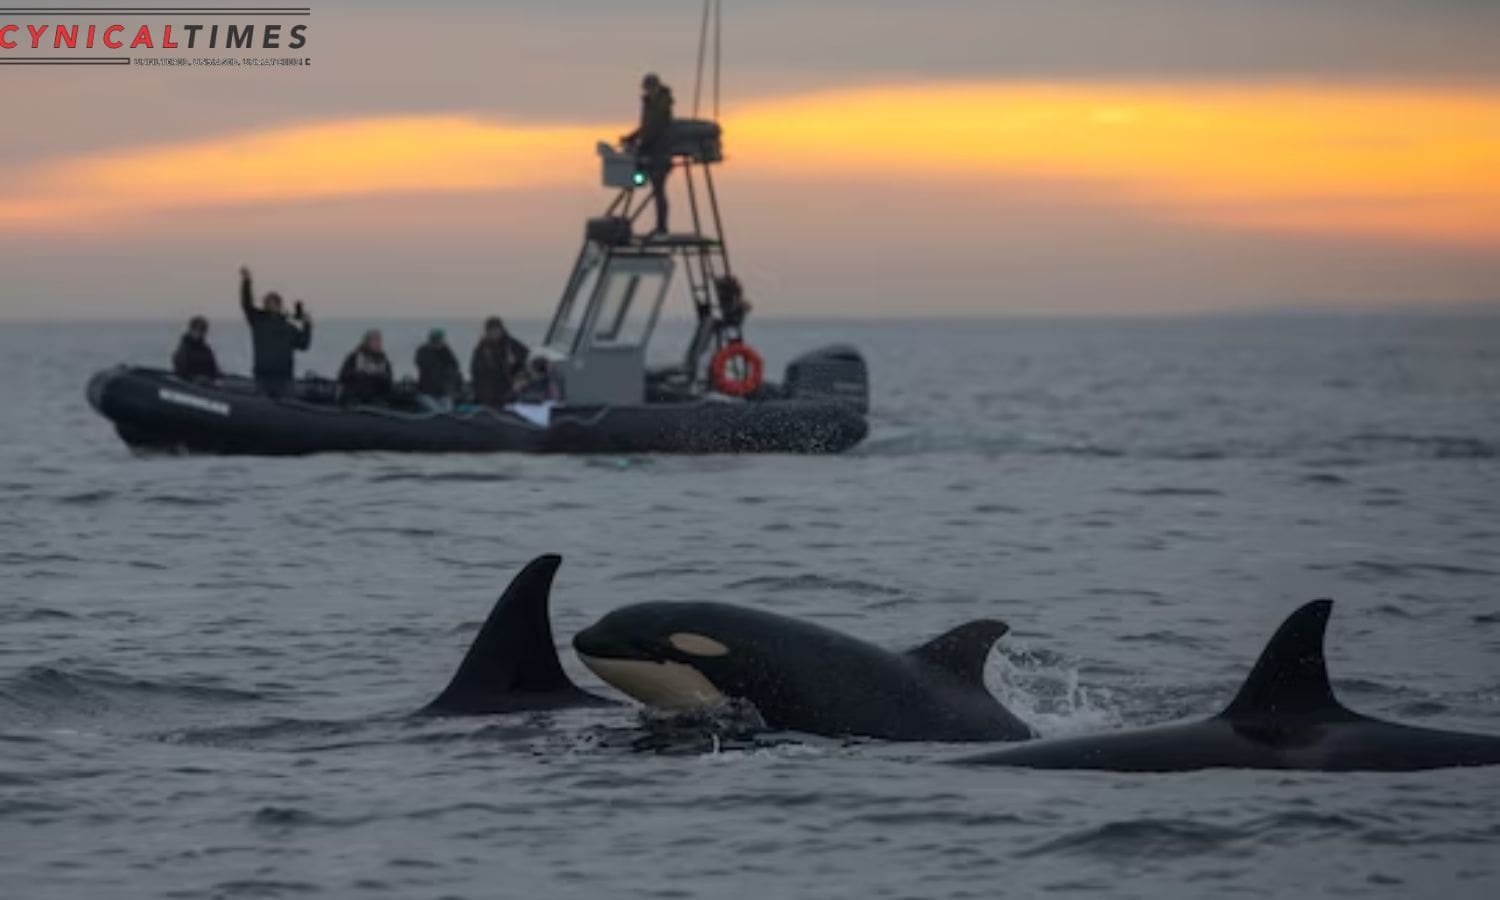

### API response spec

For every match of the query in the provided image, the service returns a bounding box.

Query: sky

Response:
[1,0,1498,320]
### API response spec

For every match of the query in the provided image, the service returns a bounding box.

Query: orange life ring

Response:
[710,343,764,396]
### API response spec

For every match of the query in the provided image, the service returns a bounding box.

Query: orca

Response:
[956,600,1500,772]
[423,554,615,715]
[572,602,1036,742]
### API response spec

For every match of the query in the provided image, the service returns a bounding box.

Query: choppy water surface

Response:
[2,315,1498,899]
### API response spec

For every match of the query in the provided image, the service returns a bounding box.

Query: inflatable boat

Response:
[87,345,867,455]
[87,118,871,456]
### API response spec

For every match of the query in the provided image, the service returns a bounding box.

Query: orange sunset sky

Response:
[1,0,1498,319]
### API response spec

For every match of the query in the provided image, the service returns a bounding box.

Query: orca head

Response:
[573,603,752,711]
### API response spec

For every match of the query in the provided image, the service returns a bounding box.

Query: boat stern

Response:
[783,344,869,414]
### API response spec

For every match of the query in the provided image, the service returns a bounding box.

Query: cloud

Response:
[4,81,1497,247]
[0,116,596,225]
[6,2,1497,170]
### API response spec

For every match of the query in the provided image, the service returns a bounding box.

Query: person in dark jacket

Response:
[414,328,462,411]
[621,72,674,236]
[172,315,220,381]
[338,329,394,404]
[470,316,528,407]
[239,266,312,396]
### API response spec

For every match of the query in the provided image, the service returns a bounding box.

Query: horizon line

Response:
[4,300,1498,327]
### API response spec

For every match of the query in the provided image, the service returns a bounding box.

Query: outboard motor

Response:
[783,344,868,413]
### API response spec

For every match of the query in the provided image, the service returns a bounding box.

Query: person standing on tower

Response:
[621,72,675,238]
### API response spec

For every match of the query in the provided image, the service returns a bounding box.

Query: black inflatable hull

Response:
[86,367,867,455]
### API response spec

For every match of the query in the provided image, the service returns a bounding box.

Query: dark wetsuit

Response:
[338,348,393,404]
[240,277,312,395]
[470,334,529,407]
[626,85,674,232]
[415,342,462,401]
[172,334,220,381]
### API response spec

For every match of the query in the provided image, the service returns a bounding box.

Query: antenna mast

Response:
[692,0,723,120]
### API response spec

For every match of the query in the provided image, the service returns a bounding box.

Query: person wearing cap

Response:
[238,265,312,397]
[620,72,675,237]
[171,315,220,381]
[337,328,394,405]
[415,327,462,411]
[470,316,529,407]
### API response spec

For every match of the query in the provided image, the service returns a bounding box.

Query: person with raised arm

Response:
[239,265,312,397]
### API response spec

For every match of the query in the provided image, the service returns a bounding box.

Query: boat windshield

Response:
[547,254,602,353]
[592,271,666,347]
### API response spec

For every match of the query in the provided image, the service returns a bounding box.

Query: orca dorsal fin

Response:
[1220,599,1350,719]
[424,554,603,714]
[906,619,1010,685]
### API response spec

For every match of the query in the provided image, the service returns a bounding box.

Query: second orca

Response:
[572,602,1036,742]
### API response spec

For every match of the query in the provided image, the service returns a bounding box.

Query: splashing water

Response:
[988,642,1123,738]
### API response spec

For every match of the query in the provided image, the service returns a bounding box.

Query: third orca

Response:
[956,599,1500,772]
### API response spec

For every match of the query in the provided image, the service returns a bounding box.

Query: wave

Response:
[1014,810,1374,864]
[854,426,1500,464]
[856,432,1127,460]
[1118,630,1213,650]
[614,564,723,581]
[0,551,82,566]
[1337,433,1497,460]
[1112,486,1224,498]
[139,493,226,507]
[724,573,904,597]
[368,470,519,484]
[205,879,323,898]
[337,525,443,538]
[52,489,116,506]
[1300,472,1349,485]
[160,716,374,749]
[1024,810,1385,860]
[0,665,265,716]
[251,806,374,830]
[1305,559,1498,581]
[0,606,77,624]
[1017,818,1243,859]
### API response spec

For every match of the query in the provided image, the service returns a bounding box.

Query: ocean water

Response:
[1,314,1498,899]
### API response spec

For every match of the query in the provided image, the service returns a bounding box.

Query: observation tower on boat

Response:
[539,118,758,406]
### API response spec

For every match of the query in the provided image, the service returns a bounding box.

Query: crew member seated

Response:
[338,329,394,404]
[172,315,220,381]
[516,357,561,404]
[239,265,312,397]
[470,316,529,407]
[415,327,462,411]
